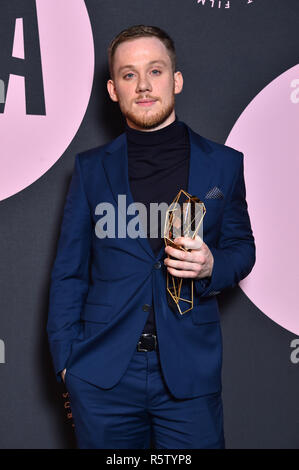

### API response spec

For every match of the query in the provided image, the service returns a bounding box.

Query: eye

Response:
[151,69,161,75]
[123,72,134,79]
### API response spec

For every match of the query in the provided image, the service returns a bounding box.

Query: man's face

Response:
[107,36,183,130]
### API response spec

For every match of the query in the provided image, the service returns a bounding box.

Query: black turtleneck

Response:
[125,115,190,335]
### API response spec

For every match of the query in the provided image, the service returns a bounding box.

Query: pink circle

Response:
[0,0,94,201]
[226,64,299,335]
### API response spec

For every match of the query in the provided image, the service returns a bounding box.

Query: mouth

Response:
[136,99,158,107]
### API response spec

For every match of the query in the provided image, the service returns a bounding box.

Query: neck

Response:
[125,114,187,146]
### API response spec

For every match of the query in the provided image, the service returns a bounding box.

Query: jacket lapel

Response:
[102,124,214,261]
[186,126,214,201]
[102,133,155,259]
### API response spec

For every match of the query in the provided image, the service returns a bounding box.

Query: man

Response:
[47,24,255,449]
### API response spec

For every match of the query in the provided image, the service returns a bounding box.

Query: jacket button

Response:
[154,261,161,269]
[142,304,151,312]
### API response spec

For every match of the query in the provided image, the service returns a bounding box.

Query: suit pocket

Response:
[204,199,225,210]
[81,302,112,324]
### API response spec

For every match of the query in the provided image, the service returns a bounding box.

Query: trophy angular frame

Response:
[163,189,206,315]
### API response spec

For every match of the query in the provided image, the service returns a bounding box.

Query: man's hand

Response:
[61,368,66,383]
[164,235,214,280]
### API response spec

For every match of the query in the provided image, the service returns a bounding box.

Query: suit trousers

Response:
[65,347,225,449]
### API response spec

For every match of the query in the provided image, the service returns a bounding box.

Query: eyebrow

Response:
[117,60,168,74]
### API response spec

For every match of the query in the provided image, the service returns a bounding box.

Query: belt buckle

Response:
[137,333,157,351]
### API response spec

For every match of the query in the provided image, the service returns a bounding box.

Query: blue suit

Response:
[47,124,255,447]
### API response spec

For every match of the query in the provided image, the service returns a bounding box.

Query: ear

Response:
[173,71,183,95]
[107,79,119,102]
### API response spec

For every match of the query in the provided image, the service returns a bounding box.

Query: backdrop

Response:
[0,0,298,449]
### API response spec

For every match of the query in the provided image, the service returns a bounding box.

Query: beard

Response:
[119,93,176,130]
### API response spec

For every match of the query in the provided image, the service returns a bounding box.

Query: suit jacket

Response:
[47,123,255,399]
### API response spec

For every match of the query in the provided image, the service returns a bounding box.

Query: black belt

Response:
[137,333,158,352]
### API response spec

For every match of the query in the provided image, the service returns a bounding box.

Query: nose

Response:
[135,74,152,93]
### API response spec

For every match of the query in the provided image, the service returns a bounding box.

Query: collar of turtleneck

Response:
[125,115,187,146]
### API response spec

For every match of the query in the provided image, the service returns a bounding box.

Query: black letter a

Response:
[0,0,46,115]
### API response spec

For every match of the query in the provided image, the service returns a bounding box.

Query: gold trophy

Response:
[163,189,206,315]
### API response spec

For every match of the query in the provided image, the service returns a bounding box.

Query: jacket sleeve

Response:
[194,152,256,298]
[47,154,92,382]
